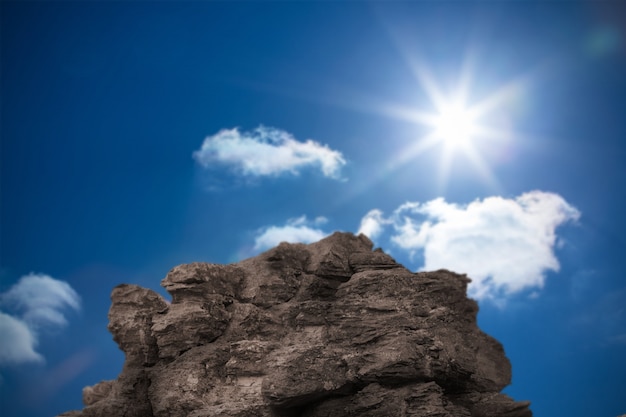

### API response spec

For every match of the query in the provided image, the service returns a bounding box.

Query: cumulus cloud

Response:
[193,126,346,179]
[254,216,331,251]
[0,274,81,366]
[359,191,580,300]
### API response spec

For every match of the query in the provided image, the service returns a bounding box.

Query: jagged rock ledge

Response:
[59,232,532,417]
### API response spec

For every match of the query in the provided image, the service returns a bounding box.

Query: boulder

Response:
[59,232,532,417]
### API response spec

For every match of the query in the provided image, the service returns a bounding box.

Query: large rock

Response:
[59,232,532,417]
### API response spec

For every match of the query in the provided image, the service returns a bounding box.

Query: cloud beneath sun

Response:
[193,126,346,180]
[0,274,81,365]
[359,191,580,301]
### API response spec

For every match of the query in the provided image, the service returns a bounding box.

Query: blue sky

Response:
[1,1,625,416]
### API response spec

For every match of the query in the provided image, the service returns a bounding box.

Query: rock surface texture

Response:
[59,232,532,417]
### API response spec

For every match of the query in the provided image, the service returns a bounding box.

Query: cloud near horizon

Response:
[358,191,580,300]
[254,216,331,251]
[193,126,346,179]
[0,274,81,366]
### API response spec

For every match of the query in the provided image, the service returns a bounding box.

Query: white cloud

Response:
[0,274,81,366]
[254,216,331,251]
[360,191,580,301]
[193,126,346,179]
[0,312,43,364]
[357,209,388,240]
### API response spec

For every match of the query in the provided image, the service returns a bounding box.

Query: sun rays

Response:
[376,55,529,193]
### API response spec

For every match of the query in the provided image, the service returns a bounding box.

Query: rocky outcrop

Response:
[58,232,532,417]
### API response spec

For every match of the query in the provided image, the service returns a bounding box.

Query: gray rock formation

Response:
[58,232,532,417]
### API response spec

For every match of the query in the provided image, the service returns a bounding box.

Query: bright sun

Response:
[373,58,524,192]
[433,101,478,149]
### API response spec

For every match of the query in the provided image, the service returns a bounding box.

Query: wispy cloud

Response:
[0,312,43,364]
[254,216,330,251]
[359,191,580,301]
[0,274,81,366]
[193,126,346,180]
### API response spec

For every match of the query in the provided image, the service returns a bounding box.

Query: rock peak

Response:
[59,232,532,417]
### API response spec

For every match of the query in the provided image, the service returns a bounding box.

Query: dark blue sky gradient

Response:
[1,2,625,416]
